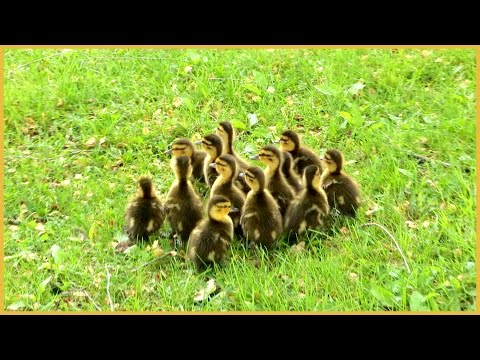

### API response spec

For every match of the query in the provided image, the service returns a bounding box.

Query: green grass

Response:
[3,48,476,312]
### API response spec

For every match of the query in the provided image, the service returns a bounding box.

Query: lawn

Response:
[3,48,476,311]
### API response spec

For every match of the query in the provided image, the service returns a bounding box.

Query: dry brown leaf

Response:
[184,65,193,73]
[193,279,217,303]
[173,97,182,108]
[61,179,71,186]
[99,137,107,147]
[9,225,19,231]
[422,220,430,228]
[74,173,83,180]
[153,248,164,257]
[365,203,379,216]
[290,241,306,253]
[340,227,349,235]
[56,99,63,108]
[85,137,96,148]
[35,223,46,233]
[405,220,417,229]
[349,272,359,282]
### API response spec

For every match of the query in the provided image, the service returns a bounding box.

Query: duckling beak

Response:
[164,149,173,155]
[274,139,280,143]
[194,140,202,145]
[209,162,216,169]
[250,155,259,160]
[229,207,240,213]
[238,172,245,180]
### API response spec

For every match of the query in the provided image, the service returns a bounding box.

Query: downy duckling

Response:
[188,195,234,272]
[124,176,165,242]
[197,133,223,188]
[279,130,324,176]
[216,121,250,194]
[284,165,330,244]
[211,154,245,234]
[164,156,203,248]
[165,138,207,182]
[240,166,282,249]
[256,145,295,217]
[320,149,361,217]
[281,151,304,194]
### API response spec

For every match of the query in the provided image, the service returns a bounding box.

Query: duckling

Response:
[164,156,203,248]
[284,165,330,244]
[216,121,250,194]
[240,166,282,249]
[210,154,245,235]
[256,145,295,217]
[197,133,223,188]
[188,195,234,272]
[124,176,165,242]
[281,151,304,194]
[320,149,361,217]
[165,138,207,182]
[279,130,324,176]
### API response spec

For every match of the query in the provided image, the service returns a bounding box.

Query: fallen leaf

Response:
[349,272,359,282]
[365,203,379,216]
[173,97,182,108]
[85,137,96,148]
[267,86,275,93]
[74,173,83,180]
[405,220,417,229]
[56,99,63,107]
[35,222,46,233]
[193,279,218,303]
[340,227,349,235]
[153,248,164,257]
[421,50,433,57]
[7,301,26,311]
[99,137,107,147]
[348,81,366,95]
[247,113,259,126]
[422,220,430,228]
[290,241,306,253]
[62,179,71,186]
[115,241,134,253]
[9,225,19,231]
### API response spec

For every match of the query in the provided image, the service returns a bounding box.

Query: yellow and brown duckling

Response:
[210,154,245,235]
[124,176,165,242]
[165,138,207,182]
[281,151,304,194]
[188,195,234,272]
[216,121,250,194]
[197,133,223,188]
[256,145,295,217]
[320,149,361,217]
[279,130,324,176]
[240,166,282,249]
[284,165,330,244]
[164,156,203,248]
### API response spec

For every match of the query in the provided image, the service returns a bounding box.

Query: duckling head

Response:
[201,133,223,159]
[303,165,321,190]
[170,155,192,180]
[279,130,300,152]
[215,154,236,179]
[137,176,156,199]
[244,166,265,192]
[322,149,343,175]
[167,138,194,158]
[258,145,282,171]
[216,121,235,151]
[281,151,294,174]
[208,194,233,221]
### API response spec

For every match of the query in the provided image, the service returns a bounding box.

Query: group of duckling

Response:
[124,121,361,272]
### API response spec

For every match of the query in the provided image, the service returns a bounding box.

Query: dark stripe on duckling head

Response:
[216,154,237,174]
[245,166,265,190]
[208,194,232,212]
[325,149,343,174]
[280,130,300,149]
[138,176,155,199]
